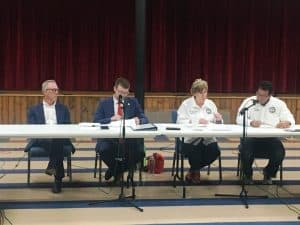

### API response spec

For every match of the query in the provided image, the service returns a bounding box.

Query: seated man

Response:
[94,77,148,182]
[25,79,75,193]
[236,81,295,184]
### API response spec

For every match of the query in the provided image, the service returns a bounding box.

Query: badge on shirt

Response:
[206,108,212,114]
[269,107,276,113]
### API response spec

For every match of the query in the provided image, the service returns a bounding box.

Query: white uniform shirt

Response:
[43,100,57,125]
[177,97,220,145]
[236,96,295,127]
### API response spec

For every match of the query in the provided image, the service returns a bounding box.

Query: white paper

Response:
[78,122,100,127]
[285,125,300,132]
[109,119,137,128]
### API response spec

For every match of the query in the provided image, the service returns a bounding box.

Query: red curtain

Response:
[147,0,300,93]
[1,0,300,93]
[0,0,135,91]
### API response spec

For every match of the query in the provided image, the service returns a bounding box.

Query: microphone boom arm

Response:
[240,100,257,115]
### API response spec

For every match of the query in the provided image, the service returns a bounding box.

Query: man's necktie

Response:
[117,103,123,117]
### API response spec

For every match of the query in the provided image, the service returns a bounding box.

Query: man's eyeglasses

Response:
[116,90,129,96]
[46,88,59,92]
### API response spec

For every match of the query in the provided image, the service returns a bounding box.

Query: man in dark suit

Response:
[25,80,75,193]
[94,77,148,182]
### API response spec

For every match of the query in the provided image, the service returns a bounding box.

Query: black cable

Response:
[0,210,4,225]
[0,154,25,224]
[4,211,13,225]
[279,185,300,198]
[0,210,13,225]
[276,185,300,217]
[0,153,26,180]
[252,151,300,220]
[256,184,300,219]
[158,143,176,153]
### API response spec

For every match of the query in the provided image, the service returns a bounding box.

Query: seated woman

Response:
[176,78,222,184]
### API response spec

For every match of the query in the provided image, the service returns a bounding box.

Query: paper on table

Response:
[186,123,207,128]
[260,124,274,128]
[207,124,235,131]
[109,118,137,128]
[131,123,158,131]
[285,126,300,132]
[78,122,100,127]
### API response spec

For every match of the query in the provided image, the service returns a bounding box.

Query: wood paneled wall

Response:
[0,92,299,124]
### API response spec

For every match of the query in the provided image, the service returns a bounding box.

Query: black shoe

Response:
[104,169,113,181]
[263,172,272,185]
[52,179,62,193]
[45,167,56,176]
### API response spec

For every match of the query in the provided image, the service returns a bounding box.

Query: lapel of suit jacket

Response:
[108,97,115,116]
[55,103,63,124]
[38,103,46,124]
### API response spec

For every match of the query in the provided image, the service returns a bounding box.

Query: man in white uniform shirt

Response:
[177,78,222,184]
[236,81,295,184]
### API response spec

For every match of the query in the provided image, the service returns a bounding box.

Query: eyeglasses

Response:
[116,90,129,96]
[46,88,59,92]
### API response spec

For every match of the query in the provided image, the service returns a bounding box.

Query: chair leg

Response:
[176,151,180,177]
[68,156,72,182]
[171,151,176,176]
[66,157,70,177]
[139,160,143,185]
[218,155,222,182]
[279,163,283,186]
[237,153,241,176]
[207,165,211,175]
[27,154,31,185]
[99,155,102,184]
[94,153,98,178]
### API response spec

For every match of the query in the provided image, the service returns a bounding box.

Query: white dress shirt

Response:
[43,100,57,125]
[113,97,119,115]
[236,96,295,127]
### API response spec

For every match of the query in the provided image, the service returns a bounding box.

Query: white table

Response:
[1,123,299,198]
[0,123,299,139]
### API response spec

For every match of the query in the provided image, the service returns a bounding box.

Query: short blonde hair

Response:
[190,78,208,95]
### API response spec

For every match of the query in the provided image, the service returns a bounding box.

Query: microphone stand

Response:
[117,98,143,212]
[89,97,143,212]
[215,100,268,208]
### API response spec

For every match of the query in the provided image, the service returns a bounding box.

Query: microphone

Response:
[240,99,257,115]
[118,95,123,104]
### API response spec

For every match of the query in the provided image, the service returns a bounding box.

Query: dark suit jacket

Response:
[94,96,149,152]
[25,102,75,153]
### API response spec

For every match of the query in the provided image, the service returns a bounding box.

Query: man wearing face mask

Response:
[236,81,295,184]
[176,78,222,184]
[94,77,149,182]
[25,80,75,193]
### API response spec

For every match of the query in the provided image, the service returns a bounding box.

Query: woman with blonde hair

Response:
[176,78,222,184]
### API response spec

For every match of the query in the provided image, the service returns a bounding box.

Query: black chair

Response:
[236,145,283,185]
[94,140,144,185]
[171,110,222,182]
[26,146,73,185]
